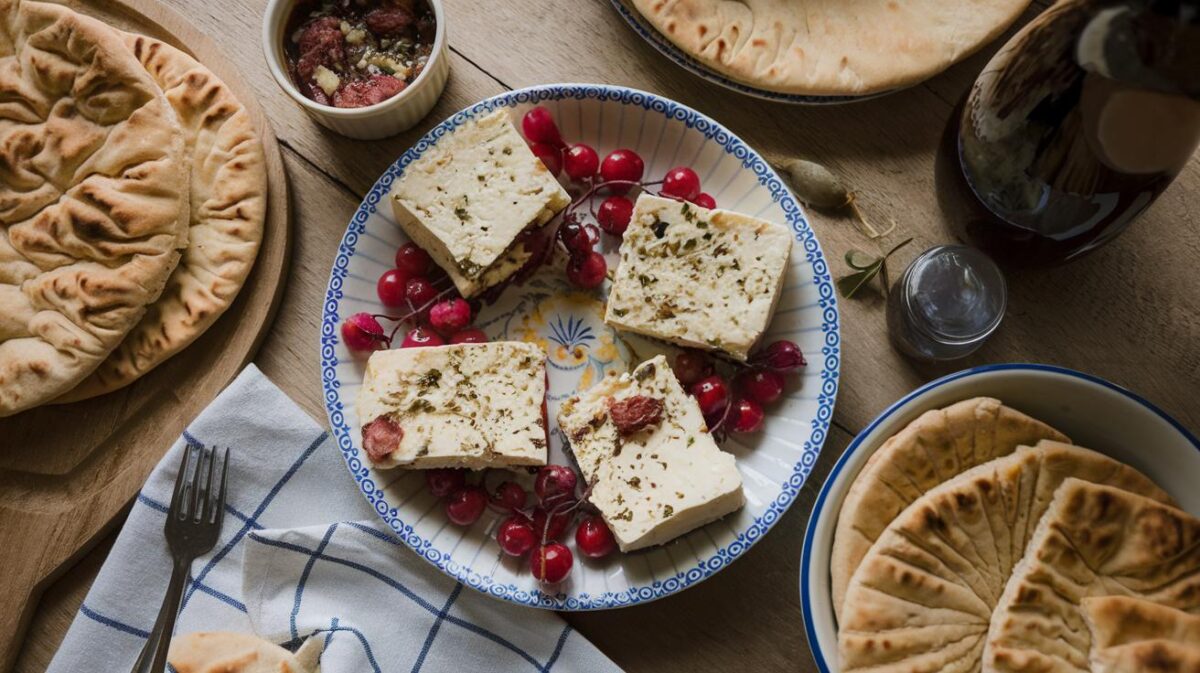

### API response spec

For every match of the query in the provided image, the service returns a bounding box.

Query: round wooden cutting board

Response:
[0,0,291,667]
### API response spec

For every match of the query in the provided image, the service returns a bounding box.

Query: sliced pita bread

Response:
[985,480,1200,673]
[831,397,1068,620]
[1084,597,1200,673]
[0,0,188,416]
[169,631,321,673]
[57,34,265,401]
[628,0,1033,96]
[837,442,1172,673]
[1090,640,1200,673]
[1084,596,1200,649]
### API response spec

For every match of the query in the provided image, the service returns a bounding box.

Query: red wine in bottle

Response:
[955,0,1200,265]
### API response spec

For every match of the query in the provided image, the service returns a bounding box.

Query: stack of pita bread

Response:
[0,0,266,416]
[832,397,1200,673]
[627,0,1034,96]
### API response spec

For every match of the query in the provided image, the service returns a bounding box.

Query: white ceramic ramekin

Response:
[262,0,450,140]
[799,364,1200,673]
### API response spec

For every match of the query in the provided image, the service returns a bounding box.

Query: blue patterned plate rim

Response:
[607,0,892,106]
[321,82,842,610]
[798,362,1200,673]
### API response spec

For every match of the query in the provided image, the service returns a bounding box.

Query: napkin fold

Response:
[47,365,618,673]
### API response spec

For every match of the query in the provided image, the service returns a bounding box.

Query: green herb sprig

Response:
[837,238,913,299]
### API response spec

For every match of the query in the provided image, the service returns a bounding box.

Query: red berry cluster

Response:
[422,463,614,585]
[673,340,807,437]
[503,465,618,585]
[341,242,491,352]
[518,106,717,289]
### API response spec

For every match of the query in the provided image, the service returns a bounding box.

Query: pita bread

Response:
[985,480,1200,673]
[0,0,188,416]
[628,0,1033,96]
[1090,641,1200,673]
[169,632,321,673]
[837,441,1172,673]
[1083,597,1200,673]
[57,34,265,401]
[831,397,1068,620]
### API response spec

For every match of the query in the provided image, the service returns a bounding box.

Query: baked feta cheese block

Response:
[389,109,571,297]
[605,194,794,360]
[557,355,744,551]
[357,342,549,469]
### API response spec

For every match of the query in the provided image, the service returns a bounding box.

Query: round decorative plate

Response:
[608,0,888,105]
[321,83,840,609]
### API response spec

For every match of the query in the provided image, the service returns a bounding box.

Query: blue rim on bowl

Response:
[798,363,1200,672]
[321,83,842,610]
[608,0,890,106]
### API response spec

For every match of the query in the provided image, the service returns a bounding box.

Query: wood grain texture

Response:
[0,0,293,670]
[11,0,1200,671]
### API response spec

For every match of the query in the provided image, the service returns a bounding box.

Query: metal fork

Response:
[131,445,229,673]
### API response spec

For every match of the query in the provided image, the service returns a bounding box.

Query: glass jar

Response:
[886,245,1007,360]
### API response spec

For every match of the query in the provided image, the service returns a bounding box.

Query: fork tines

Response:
[167,444,230,530]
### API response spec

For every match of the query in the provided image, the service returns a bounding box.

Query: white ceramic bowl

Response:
[262,0,450,139]
[799,363,1200,673]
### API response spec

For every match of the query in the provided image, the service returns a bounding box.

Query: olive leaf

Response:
[776,158,897,240]
[837,238,913,299]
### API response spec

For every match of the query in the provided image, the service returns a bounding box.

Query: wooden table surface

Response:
[14,0,1199,670]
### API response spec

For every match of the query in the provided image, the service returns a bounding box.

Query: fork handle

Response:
[131,555,191,673]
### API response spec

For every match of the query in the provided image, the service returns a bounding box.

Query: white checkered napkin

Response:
[47,364,619,673]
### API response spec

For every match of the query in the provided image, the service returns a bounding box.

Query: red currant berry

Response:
[534,465,578,505]
[730,397,765,433]
[600,149,644,193]
[449,328,488,344]
[737,369,785,406]
[661,166,701,202]
[445,486,488,526]
[497,516,536,557]
[596,196,634,236]
[563,143,599,181]
[530,142,562,176]
[401,326,445,348]
[395,242,432,276]
[575,515,616,559]
[521,106,563,147]
[404,276,438,307]
[532,507,572,542]
[566,251,607,289]
[376,268,410,307]
[341,313,385,352]
[426,468,467,497]
[558,220,593,256]
[672,351,714,386]
[756,340,807,373]
[584,224,601,246]
[428,298,472,335]
[691,192,717,209]
[530,542,573,583]
[489,481,528,513]
[690,375,730,417]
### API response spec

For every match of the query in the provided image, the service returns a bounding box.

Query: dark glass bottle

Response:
[954,0,1200,265]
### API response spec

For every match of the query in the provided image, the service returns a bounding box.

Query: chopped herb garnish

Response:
[417,369,442,388]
